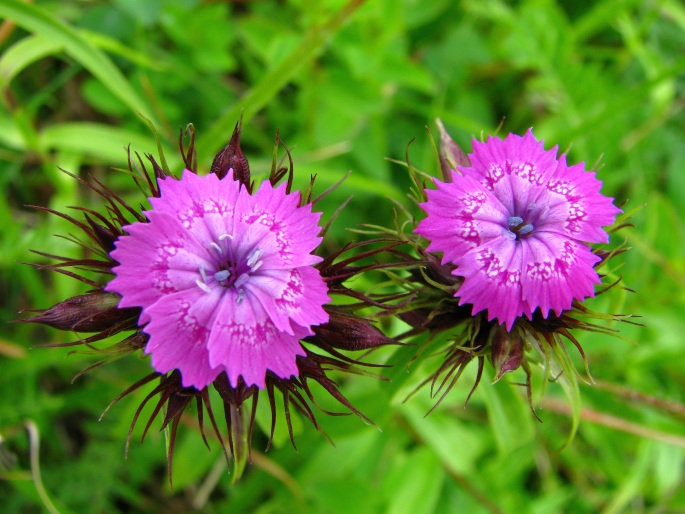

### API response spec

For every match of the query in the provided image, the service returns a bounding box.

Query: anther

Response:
[508,216,524,227]
[539,205,550,221]
[210,242,223,255]
[196,279,212,294]
[214,269,230,282]
[519,224,534,236]
[234,274,249,289]
[247,249,262,268]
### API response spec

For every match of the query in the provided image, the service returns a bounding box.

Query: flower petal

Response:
[454,236,531,330]
[248,266,330,335]
[531,157,620,243]
[142,287,225,389]
[520,234,602,317]
[205,289,306,387]
[234,180,323,269]
[416,173,509,264]
[107,211,213,323]
[462,130,560,213]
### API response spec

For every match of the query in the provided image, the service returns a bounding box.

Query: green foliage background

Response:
[1,0,684,512]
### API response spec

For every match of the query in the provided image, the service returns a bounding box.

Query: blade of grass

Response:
[0,0,156,124]
[196,0,367,161]
[40,122,170,165]
[0,33,62,90]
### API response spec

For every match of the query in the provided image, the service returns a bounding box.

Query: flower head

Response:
[416,129,621,330]
[22,123,398,481]
[106,169,330,390]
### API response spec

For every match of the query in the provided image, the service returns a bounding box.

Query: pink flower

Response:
[106,170,330,389]
[415,130,621,330]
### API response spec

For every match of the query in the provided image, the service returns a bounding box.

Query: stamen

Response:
[199,266,208,283]
[236,289,245,304]
[214,269,231,282]
[508,216,524,227]
[526,203,537,211]
[234,274,249,289]
[195,279,212,294]
[251,261,263,273]
[503,230,517,241]
[247,249,263,267]
[519,224,534,235]
[219,234,233,241]
[210,242,223,255]
[539,205,550,221]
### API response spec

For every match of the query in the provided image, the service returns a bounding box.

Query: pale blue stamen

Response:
[519,224,534,235]
[214,269,230,282]
[503,230,517,241]
[247,249,262,268]
[210,242,223,255]
[539,205,550,221]
[508,216,524,227]
[234,274,249,289]
[196,279,212,294]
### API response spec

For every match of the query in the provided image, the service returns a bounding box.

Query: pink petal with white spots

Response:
[530,158,621,244]
[521,235,601,318]
[248,266,330,335]
[416,173,509,263]
[143,287,225,389]
[234,179,323,269]
[107,211,213,324]
[204,288,306,388]
[462,130,560,212]
[454,237,532,330]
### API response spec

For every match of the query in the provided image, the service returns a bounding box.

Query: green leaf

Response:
[0,34,62,89]
[0,0,156,123]
[39,122,170,164]
[385,447,444,514]
[399,399,485,475]
[196,0,367,162]
[479,367,535,451]
[549,336,581,450]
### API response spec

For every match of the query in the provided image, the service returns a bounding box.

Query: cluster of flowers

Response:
[22,120,627,479]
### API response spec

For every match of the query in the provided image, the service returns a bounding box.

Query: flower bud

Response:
[211,119,251,188]
[436,118,470,181]
[22,292,133,333]
[312,310,395,351]
[490,325,524,382]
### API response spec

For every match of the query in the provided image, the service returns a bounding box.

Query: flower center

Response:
[507,216,534,240]
[195,235,264,303]
[504,203,549,241]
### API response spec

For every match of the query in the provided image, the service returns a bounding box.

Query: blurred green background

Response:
[1,0,684,512]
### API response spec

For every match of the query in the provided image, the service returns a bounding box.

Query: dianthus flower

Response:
[106,169,330,389]
[385,122,634,423]
[22,122,397,480]
[416,129,621,330]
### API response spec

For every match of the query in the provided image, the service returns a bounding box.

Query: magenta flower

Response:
[106,169,330,389]
[415,130,620,330]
